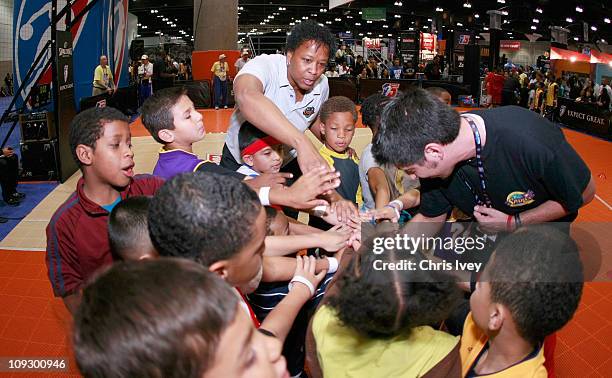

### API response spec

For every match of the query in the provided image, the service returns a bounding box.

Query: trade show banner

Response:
[55,30,78,181]
[13,0,130,110]
[557,97,611,140]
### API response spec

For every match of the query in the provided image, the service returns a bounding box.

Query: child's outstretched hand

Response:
[245,172,292,190]
[318,225,351,252]
[285,166,340,209]
[291,255,327,299]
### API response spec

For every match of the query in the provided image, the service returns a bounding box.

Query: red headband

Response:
[241,136,281,157]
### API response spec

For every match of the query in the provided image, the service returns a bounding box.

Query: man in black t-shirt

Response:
[372,87,595,235]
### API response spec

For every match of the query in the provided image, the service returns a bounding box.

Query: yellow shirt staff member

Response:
[92,55,115,96]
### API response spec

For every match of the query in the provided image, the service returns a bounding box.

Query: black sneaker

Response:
[12,192,26,200]
[4,197,21,206]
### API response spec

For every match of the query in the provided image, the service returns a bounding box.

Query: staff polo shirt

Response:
[46,175,164,297]
[152,148,245,180]
[225,54,330,165]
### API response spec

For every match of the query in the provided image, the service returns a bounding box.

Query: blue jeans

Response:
[213,76,228,107]
[139,81,152,106]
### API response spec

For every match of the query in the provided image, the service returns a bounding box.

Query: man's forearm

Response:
[517,200,570,224]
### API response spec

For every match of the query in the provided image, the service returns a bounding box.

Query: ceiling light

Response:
[394,14,401,18]
[355,22,361,26]
[474,14,479,19]
[591,26,597,31]
[533,18,539,23]
[150,10,154,13]
[536,8,543,13]
[325,21,331,24]
[566,17,573,23]
[358,33,363,36]
[436,7,443,12]
[463,2,472,9]
[367,32,372,35]
[408,27,414,31]
[289,22,295,26]
[457,22,463,26]
[383,25,389,28]
[599,39,606,43]
[335,18,342,21]
[501,10,508,16]
[483,26,489,30]
[427,18,432,22]
[605,18,611,24]
[367,20,373,23]
[302,16,308,20]
[576,6,583,13]
[573,36,579,41]
[319,8,327,13]
[498,0,505,3]
[388,34,392,37]
[531,25,537,30]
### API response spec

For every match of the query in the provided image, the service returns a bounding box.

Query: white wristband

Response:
[258,186,271,206]
[326,257,339,274]
[389,199,404,211]
[288,275,315,297]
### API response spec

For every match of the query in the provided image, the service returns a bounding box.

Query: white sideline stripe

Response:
[595,194,612,211]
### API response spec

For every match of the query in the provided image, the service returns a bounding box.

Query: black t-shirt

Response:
[420,106,591,222]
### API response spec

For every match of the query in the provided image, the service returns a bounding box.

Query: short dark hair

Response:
[69,107,128,167]
[360,93,389,129]
[320,96,357,124]
[74,258,238,378]
[286,20,336,60]
[148,172,261,267]
[372,86,460,166]
[108,196,153,260]
[141,87,187,144]
[424,86,451,98]
[238,121,272,153]
[328,233,461,338]
[487,225,584,345]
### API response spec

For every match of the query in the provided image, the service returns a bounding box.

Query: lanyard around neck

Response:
[459,116,492,208]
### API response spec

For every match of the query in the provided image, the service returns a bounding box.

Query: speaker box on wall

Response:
[130,40,145,61]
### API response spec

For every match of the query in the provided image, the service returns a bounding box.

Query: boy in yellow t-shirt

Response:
[461,225,583,377]
[211,53,230,109]
[310,96,362,230]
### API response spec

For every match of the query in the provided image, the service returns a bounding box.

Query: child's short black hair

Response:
[238,121,276,153]
[286,20,336,60]
[360,93,389,129]
[328,232,461,338]
[425,86,451,98]
[320,96,358,124]
[74,258,238,378]
[487,225,584,345]
[141,87,187,144]
[69,107,128,166]
[108,196,155,261]
[148,172,261,267]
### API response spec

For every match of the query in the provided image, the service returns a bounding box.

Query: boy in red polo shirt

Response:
[46,107,163,314]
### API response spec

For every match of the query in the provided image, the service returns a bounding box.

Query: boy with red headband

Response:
[238,122,285,177]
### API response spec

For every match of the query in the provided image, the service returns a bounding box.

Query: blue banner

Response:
[13,0,129,110]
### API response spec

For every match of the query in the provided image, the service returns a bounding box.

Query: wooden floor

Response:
[0,108,610,377]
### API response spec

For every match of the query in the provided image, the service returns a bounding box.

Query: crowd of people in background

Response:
[484,62,611,121]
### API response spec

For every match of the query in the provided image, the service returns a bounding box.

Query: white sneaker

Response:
[215,106,219,110]
[224,105,228,109]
